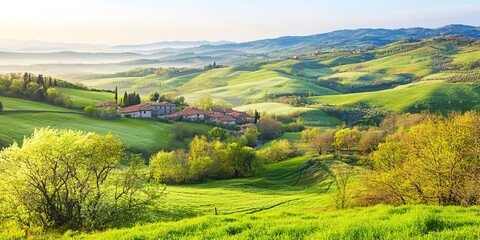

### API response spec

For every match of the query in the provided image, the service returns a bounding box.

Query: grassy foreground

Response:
[71,155,480,240]
[75,205,480,240]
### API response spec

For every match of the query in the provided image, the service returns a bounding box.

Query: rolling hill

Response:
[0,96,211,153]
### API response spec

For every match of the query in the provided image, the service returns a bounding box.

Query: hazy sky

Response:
[1,0,479,45]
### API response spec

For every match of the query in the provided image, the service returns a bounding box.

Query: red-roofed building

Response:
[119,103,152,118]
[166,107,207,122]
[228,111,254,124]
[151,102,176,117]
[205,112,236,125]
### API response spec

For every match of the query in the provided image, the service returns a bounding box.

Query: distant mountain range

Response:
[0,39,233,53]
[193,24,480,53]
[0,24,478,67]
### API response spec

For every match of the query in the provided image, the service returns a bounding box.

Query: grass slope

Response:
[73,155,480,240]
[60,88,114,108]
[309,81,480,113]
[0,96,78,112]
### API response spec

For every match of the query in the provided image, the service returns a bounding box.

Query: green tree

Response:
[114,86,118,104]
[0,128,149,231]
[225,142,258,177]
[334,128,361,154]
[123,91,128,106]
[254,109,260,124]
[0,100,3,111]
[208,127,229,141]
[257,116,283,140]
[243,127,260,147]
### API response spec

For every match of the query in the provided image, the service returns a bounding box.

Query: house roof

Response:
[209,107,234,113]
[119,103,151,113]
[207,112,236,122]
[166,107,207,118]
[229,111,253,119]
[95,102,118,108]
[152,102,176,107]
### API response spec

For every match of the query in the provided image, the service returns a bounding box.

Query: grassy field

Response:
[60,88,114,108]
[51,155,480,240]
[0,96,79,112]
[0,97,211,153]
[309,81,480,113]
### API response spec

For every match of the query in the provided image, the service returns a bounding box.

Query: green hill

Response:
[309,81,480,113]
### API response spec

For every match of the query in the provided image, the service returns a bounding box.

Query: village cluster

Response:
[95,101,256,128]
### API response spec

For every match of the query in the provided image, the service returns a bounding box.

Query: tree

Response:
[331,166,355,209]
[0,100,3,111]
[257,139,296,163]
[193,95,214,110]
[149,150,188,184]
[224,142,258,177]
[114,86,118,104]
[0,128,149,231]
[149,91,160,102]
[208,127,229,141]
[123,91,128,106]
[254,109,260,124]
[308,129,335,155]
[257,116,283,140]
[243,127,260,147]
[363,112,480,206]
[333,128,361,154]
[359,128,385,153]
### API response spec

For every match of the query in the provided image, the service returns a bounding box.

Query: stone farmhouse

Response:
[166,107,253,125]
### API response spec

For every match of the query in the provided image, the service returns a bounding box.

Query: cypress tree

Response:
[114,86,118,104]
[123,91,129,106]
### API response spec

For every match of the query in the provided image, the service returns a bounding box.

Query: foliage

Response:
[301,128,335,155]
[241,127,260,147]
[359,127,386,153]
[363,112,480,206]
[150,136,260,184]
[149,91,160,102]
[121,91,141,107]
[45,87,73,107]
[84,105,118,119]
[257,139,297,163]
[192,95,231,110]
[207,127,230,141]
[0,128,150,231]
[333,127,362,154]
[256,116,284,140]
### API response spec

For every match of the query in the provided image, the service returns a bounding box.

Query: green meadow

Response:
[309,81,480,113]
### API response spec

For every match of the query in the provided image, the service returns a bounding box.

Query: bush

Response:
[257,139,297,163]
[0,128,150,231]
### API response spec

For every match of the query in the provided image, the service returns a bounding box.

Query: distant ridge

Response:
[194,24,480,53]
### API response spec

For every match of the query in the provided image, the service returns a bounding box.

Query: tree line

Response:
[0,72,87,107]
[149,134,261,184]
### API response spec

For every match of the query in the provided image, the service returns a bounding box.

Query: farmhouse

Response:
[118,103,152,118]
[151,102,176,117]
[166,107,207,122]
[205,112,236,125]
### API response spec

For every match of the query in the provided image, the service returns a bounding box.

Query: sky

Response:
[0,0,479,45]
